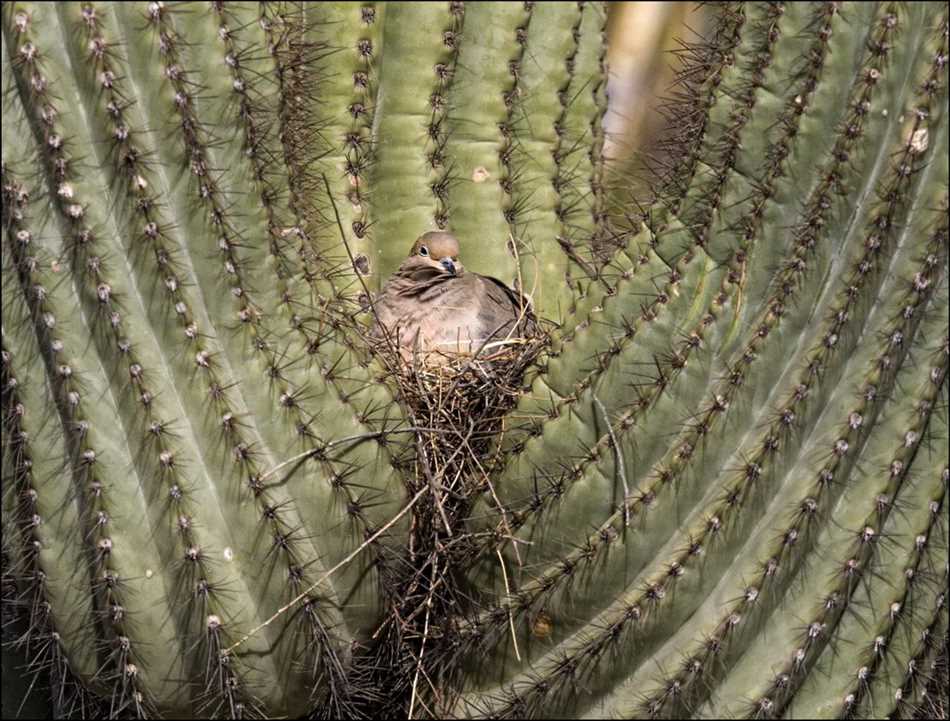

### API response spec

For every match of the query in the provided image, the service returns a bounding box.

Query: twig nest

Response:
[378,331,548,438]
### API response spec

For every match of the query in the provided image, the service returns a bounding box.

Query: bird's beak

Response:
[440,258,456,276]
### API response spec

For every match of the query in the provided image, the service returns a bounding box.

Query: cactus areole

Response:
[1,2,948,719]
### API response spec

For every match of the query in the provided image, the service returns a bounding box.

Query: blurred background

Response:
[604,2,709,208]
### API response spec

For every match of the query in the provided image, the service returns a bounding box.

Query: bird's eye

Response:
[418,246,429,257]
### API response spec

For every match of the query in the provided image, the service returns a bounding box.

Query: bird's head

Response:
[408,231,465,277]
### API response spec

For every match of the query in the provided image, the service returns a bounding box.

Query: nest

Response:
[349,324,549,717]
[392,338,545,459]
[379,332,548,501]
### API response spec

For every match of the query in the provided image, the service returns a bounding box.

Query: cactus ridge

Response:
[258,2,407,438]
[1,248,104,719]
[644,2,747,219]
[647,246,949,719]
[3,3,412,716]
[550,1,608,283]
[277,2,384,276]
[506,2,582,321]
[494,1,841,470]
[442,1,527,289]
[461,216,946,718]
[784,380,948,719]
[890,553,949,719]
[4,10,257,709]
[674,1,785,253]
[487,0,923,547]
[1,165,171,716]
[449,4,948,717]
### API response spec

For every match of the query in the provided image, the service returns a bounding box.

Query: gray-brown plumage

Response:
[370,231,536,357]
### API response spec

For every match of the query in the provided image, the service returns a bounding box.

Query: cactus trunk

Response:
[2,1,947,719]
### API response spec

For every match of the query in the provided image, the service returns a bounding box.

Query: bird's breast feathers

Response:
[372,254,534,354]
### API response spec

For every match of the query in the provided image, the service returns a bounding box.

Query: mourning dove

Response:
[371,231,536,357]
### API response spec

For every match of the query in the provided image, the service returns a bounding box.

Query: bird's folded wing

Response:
[475,274,537,337]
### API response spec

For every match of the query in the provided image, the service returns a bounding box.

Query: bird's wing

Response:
[474,273,537,338]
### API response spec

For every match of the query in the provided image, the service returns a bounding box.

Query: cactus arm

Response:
[5,2,295,710]
[442,2,530,288]
[696,285,948,720]
[69,0,337,681]
[554,0,607,280]
[3,20,179,710]
[458,183,947,719]
[1,49,100,712]
[104,5,391,709]
[494,2,841,464]
[462,231,942,715]
[503,2,580,325]
[623,49,948,714]
[4,1,408,713]
[2,198,186,714]
[482,0,873,545]
[287,2,384,286]
[107,0,405,633]
[702,70,950,710]
[452,4,947,715]
[784,402,948,719]
[371,3,459,286]
[0,246,101,691]
[710,1,875,342]
[495,0,927,535]
[681,218,949,719]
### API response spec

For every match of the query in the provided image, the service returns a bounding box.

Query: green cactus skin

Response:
[283,2,385,281]
[371,2,460,289]
[505,2,582,325]
[2,2,948,720]
[442,1,529,290]
[452,2,949,718]
[3,2,408,716]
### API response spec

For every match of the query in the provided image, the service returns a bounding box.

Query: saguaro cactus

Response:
[1,2,947,719]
